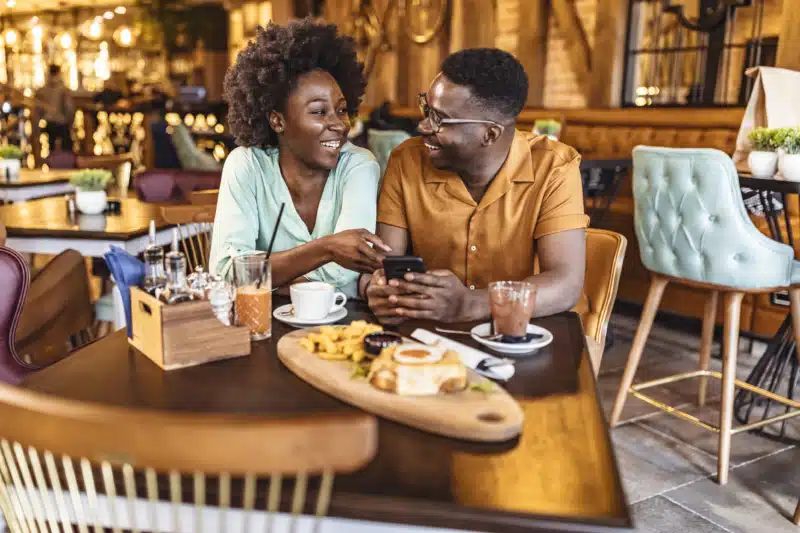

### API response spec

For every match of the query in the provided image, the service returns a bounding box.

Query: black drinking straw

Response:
[258,202,285,288]
[266,203,285,262]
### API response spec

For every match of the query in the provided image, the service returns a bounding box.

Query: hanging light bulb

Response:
[4,29,17,46]
[88,18,102,40]
[103,11,114,20]
[114,26,134,47]
[114,6,126,15]
[59,33,73,50]
[6,0,16,8]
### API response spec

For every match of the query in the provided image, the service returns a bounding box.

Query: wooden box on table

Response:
[128,286,251,370]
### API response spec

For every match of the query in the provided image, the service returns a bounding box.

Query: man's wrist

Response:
[457,288,491,322]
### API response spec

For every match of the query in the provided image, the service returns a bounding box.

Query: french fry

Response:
[302,321,385,364]
[318,351,348,360]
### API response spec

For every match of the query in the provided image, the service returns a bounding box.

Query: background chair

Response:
[367,129,411,178]
[0,245,94,383]
[583,228,627,376]
[0,383,376,532]
[610,146,800,485]
[189,188,219,205]
[0,247,34,385]
[15,249,93,367]
[160,204,216,272]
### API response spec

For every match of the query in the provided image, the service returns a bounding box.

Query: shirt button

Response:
[470,245,477,252]
[469,285,476,290]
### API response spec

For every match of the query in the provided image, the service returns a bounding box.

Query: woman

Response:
[209,18,389,297]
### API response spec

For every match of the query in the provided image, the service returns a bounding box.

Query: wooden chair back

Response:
[583,228,627,347]
[15,249,93,368]
[0,382,376,532]
[189,189,219,206]
[160,205,216,272]
[76,153,134,195]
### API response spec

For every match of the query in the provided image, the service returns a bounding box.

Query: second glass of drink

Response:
[233,253,272,340]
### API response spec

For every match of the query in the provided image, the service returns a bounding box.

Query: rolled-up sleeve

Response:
[533,155,590,239]
[208,148,261,281]
[305,156,380,297]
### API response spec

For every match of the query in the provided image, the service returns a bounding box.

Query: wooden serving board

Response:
[277,329,524,442]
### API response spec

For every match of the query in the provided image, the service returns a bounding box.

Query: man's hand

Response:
[386,270,475,323]
[365,269,406,325]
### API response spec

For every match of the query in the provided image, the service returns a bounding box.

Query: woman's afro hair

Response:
[223,17,366,148]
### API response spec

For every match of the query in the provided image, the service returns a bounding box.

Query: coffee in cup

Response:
[289,281,347,321]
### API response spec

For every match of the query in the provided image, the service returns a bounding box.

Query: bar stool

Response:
[610,146,800,485]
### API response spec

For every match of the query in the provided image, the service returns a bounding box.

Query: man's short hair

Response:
[440,48,529,120]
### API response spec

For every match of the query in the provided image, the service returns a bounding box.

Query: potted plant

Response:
[0,145,24,180]
[70,169,113,215]
[747,127,780,178]
[533,119,562,141]
[779,127,800,181]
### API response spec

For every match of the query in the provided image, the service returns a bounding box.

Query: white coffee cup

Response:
[289,281,347,321]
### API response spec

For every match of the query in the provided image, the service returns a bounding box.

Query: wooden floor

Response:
[603,312,800,533]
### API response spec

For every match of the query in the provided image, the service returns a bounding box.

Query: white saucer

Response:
[273,304,348,327]
[470,323,553,355]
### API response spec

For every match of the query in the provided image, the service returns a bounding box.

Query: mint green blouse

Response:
[208,143,380,297]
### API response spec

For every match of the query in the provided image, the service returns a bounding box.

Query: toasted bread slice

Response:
[368,345,467,395]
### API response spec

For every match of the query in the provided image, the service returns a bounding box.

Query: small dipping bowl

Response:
[363,332,403,355]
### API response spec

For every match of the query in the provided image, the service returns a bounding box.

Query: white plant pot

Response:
[0,158,21,181]
[779,153,800,182]
[748,151,778,178]
[74,189,107,215]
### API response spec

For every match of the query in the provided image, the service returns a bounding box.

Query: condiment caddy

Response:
[128,222,250,370]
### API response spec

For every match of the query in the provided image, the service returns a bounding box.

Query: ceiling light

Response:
[114,6,126,15]
[103,11,114,20]
[6,0,16,8]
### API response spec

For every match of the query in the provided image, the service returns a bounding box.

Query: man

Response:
[36,65,74,152]
[361,48,588,325]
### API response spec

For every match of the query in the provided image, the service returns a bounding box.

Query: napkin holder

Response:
[128,286,251,370]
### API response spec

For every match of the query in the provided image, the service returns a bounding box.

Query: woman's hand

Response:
[366,269,406,325]
[323,229,391,273]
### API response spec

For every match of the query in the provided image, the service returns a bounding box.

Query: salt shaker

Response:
[208,278,233,326]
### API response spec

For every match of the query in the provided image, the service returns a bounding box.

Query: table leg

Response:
[734,314,800,444]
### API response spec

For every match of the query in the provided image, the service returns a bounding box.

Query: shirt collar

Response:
[422,130,533,184]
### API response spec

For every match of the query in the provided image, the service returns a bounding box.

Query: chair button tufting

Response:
[733,253,743,262]
[709,214,718,223]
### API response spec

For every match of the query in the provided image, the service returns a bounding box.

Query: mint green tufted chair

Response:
[367,129,411,179]
[610,146,800,486]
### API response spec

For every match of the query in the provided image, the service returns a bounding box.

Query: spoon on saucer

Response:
[434,327,504,341]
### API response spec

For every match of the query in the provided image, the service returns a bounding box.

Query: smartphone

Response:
[383,256,427,281]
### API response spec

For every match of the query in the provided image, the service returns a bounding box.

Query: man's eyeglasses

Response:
[418,93,504,134]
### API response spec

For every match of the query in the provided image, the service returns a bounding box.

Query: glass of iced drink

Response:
[233,253,272,341]
[488,281,537,340]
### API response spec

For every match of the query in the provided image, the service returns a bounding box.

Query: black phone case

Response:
[383,256,426,280]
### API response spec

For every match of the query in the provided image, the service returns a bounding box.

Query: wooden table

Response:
[22,298,633,533]
[1,195,180,258]
[0,168,75,203]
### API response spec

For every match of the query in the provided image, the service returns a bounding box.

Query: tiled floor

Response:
[602,313,800,532]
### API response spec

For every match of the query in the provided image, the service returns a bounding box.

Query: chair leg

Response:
[718,291,743,485]
[793,497,800,525]
[609,275,669,427]
[698,290,719,407]
[789,288,800,364]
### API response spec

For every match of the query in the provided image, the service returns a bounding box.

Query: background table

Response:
[0,168,75,203]
[1,195,195,328]
[22,298,633,533]
[735,174,800,444]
